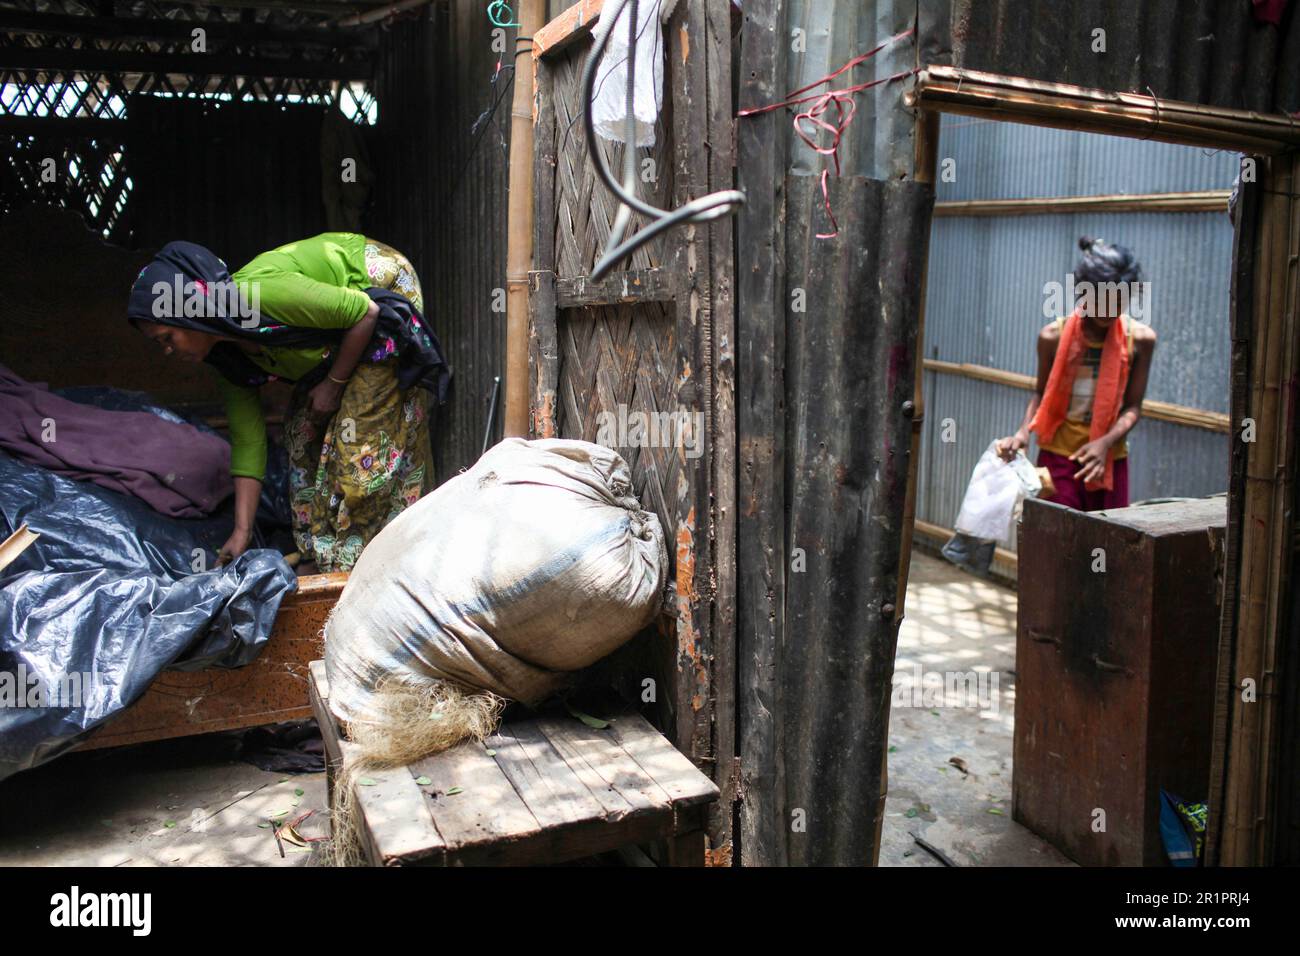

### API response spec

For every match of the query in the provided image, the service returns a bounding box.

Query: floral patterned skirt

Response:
[283,241,432,572]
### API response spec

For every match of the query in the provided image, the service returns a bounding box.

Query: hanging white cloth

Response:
[591,0,665,147]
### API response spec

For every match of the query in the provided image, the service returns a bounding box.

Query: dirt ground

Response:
[0,732,329,867]
[1,548,1071,867]
[880,550,1074,867]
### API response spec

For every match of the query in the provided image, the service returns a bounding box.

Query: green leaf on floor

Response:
[930,710,941,717]
[415,775,432,786]
[294,787,304,797]
[485,749,497,757]
[163,821,176,828]
[888,746,898,753]
[257,823,272,829]
[446,787,463,795]
[564,702,611,729]
[905,808,918,818]
[358,777,377,786]
[269,809,290,819]
[987,808,1005,816]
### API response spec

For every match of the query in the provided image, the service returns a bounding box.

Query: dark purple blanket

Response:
[0,365,232,517]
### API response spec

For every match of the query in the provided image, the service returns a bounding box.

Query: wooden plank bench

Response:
[309,660,719,866]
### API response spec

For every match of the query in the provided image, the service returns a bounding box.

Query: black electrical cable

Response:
[580,0,744,281]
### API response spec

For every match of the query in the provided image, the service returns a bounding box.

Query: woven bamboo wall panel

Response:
[557,301,679,545]
[551,41,675,280]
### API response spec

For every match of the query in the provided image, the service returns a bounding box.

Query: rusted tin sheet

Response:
[940,0,1300,115]
[1014,498,1224,865]
[76,573,346,751]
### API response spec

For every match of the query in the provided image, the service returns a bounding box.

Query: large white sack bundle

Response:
[324,437,668,728]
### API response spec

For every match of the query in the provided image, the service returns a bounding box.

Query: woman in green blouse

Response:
[127,233,448,572]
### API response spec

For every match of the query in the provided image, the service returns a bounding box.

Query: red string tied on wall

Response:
[738,27,918,239]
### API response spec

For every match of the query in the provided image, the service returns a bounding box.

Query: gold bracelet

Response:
[327,373,349,385]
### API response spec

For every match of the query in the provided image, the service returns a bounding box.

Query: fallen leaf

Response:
[257,823,272,829]
[565,702,610,729]
[269,809,290,819]
[358,777,377,787]
[294,788,304,797]
[888,746,898,754]
[446,786,464,795]
[904,808,918,818]
[987,808,1005,816]
[415,775,432,786]
[484,749,497,757]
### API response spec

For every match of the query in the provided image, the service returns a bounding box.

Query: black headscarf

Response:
[128,241,450,400]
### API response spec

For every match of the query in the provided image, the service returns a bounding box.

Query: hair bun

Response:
[1078,235,1096,252]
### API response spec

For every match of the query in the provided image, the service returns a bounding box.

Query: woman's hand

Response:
[995,431,1029,462]
[217,525,252,566]
[306,378,345,423]
[1069,438,1112,484]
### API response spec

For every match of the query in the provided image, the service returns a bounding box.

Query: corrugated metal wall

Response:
[917,116,1237,552]
[946,0,1300,115]
[372,2,511,482]
[737,0,934,865]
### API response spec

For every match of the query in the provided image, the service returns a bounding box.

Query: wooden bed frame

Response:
[77,573,348,751]
[0,208,347,751]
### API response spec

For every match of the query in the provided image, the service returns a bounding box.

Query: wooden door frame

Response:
[527,0,738,863]
[906,66,1300,866]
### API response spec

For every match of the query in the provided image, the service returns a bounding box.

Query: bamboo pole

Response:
[934,190,1230,218]
[906,67,1300,155]
[1219,152,1300,865]
[503,0,545,438]
[922,358,1232,433]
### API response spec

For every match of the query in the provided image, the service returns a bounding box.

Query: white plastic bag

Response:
[324,438,668,724]
[953,441,1042,543]
[591,0,665,146]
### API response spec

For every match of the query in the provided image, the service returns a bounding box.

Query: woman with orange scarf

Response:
[996,237,1157,511]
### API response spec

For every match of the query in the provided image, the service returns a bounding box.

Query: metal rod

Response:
[483,375,502,456]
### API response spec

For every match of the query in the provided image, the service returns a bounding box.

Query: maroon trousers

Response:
[1038,449,1130,512]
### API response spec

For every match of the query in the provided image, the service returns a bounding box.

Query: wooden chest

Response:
[1014,496,1226,866]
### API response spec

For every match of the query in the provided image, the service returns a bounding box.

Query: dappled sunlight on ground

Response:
[881,551,1073,867]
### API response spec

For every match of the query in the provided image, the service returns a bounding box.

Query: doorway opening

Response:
[883,68,1298,866]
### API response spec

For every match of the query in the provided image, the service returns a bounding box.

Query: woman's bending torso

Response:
[219,233,377,480]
